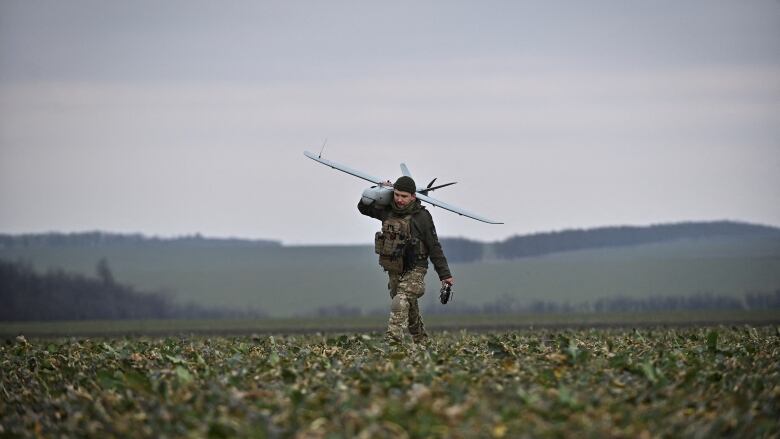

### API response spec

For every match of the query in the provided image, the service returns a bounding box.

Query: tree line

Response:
[422,290,780,316]
[304,291,780,318]
[0,259,266,321]
[0,231,281,249]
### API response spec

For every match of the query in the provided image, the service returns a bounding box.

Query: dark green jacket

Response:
[358,199,452,280]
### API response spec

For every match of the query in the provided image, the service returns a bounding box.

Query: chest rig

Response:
[374,214,425,274]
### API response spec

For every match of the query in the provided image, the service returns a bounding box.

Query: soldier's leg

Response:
[388,273,400,299]
[407,296,428,343]
[386,292,410,343]
[385,273,404,342]
[399,267,428,343]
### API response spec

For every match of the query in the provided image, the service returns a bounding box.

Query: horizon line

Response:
[1,219,778,247]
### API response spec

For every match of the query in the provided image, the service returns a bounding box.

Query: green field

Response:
[2,326,778,437]
[2,236,779,316]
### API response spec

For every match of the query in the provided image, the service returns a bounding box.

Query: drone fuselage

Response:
[361,186,393,206]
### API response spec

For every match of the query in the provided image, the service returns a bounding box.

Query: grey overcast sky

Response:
[1,1,778,244]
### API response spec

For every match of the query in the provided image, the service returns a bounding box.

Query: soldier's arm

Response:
[421,211,452,280]
[357,199,387,221]
[357,180,395,220]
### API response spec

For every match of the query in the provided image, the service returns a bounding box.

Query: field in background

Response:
[2,309,779,338]
[2,236,779,316]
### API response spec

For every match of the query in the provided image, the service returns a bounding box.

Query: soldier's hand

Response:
[440,279,454,304]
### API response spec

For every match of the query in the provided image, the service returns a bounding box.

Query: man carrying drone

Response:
[304,150,500,345]
[358,176,454,345]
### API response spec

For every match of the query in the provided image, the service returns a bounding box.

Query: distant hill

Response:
[441,221,780,262]
[1,221,779,317]
[490,221,780,260]
[3,221,776,262]
[0,231,281,249]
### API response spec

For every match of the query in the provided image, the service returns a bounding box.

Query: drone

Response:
[304,150,502,224]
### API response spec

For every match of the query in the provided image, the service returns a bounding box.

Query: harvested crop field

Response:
[2,326,779,437]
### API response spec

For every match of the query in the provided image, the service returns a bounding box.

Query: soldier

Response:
[358,175,455,344]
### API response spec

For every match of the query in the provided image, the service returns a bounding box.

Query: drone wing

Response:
[304,150,503,224]
[416,193,504,224]
[304,151,384,185]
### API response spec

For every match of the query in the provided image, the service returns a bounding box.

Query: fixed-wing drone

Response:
[304,150,502,224]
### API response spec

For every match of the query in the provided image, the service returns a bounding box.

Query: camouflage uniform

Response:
[358,198,452,344]
[387,266,428,343]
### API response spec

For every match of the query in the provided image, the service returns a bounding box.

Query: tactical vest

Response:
[374,214,426,274]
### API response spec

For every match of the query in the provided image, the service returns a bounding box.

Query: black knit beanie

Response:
[393,176,417,194]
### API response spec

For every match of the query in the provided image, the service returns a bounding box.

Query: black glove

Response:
[440,283,453,304]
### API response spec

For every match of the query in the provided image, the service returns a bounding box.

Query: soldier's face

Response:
[394,190,415,207]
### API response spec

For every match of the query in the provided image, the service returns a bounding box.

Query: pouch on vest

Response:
[376,216,411,274]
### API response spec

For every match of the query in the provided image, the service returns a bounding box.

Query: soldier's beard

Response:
[392,198,416,214]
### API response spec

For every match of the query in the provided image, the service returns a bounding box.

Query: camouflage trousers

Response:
[386,266,428,344]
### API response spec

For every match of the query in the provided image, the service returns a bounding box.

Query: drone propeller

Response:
[419,180,457,196]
